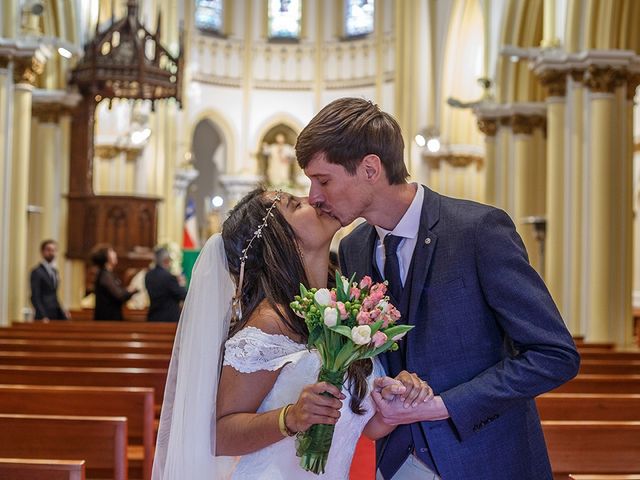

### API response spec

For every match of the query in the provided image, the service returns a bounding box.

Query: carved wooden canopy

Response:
[70,0,182,106]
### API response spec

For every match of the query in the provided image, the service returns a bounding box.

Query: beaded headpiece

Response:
[231,190,282,321]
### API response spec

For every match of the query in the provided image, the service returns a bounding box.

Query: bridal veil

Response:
[152,234,236,479]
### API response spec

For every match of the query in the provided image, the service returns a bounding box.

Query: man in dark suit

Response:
[30,239,68,321]
[145,247,187,322]
[295,98,580,480]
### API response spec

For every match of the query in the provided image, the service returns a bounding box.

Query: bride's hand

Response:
[286,382,346,433]
[393,370,434,408]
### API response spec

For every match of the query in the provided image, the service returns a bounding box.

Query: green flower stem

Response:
[297,367,346,475]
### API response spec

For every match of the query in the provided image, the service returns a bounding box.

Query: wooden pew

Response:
[0,350,170,369]
[0,365,167,405]
[543,421,640,478]
[553,374,640,394]
[0,338,173,354]
[537,393,640,421]
[0,458,85,480]
[579,351,640,362]
[12,320,176,333]
[0,414,127,480]
[579,360,640,375]
[0,328,175,343]
[576,341,615,350]
[0,385,154,480]
[569,476,640,479]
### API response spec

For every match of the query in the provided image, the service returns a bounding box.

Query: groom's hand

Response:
[371,390,450,425]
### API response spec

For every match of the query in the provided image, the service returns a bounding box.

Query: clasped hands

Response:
[372,371,450,425]
[284,370,447,434]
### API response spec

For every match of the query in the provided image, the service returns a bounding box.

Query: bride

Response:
[152,187,431,479]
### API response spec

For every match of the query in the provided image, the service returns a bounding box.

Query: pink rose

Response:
[350,287,360,300]
[371,282,387,296]
[369,308,381,320]
[389,306,401,321]
[363,297,376,311]
[330,290,337,302]
[372,331,387,347]
[359,276,373,289]
[336,302,349,320]
[357,311,373,325]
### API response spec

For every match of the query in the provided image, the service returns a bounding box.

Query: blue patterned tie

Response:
[383,234,404,302]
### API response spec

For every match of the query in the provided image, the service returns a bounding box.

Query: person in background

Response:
[91,244,138,321]
[145,247,188,322]
[30,239,69,321]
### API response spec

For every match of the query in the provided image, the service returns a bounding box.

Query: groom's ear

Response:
[361,154,383,183]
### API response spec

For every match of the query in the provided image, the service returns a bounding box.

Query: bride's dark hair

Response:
[222,186,372,414]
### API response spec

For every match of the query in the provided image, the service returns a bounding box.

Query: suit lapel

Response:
[407,187,441,325]
[352,224,377,281]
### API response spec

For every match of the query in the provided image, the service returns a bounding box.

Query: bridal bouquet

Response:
[290,273,413,475]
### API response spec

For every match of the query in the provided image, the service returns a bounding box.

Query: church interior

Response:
[0,0,639,478]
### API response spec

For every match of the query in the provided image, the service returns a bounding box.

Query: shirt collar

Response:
[375,183,424,242]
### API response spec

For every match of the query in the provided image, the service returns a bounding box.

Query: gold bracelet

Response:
[278,404,296,437]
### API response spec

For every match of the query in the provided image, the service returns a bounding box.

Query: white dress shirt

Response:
[374,184,424,286]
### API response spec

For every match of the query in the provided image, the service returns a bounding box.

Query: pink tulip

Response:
[359,276,373,289]
[372,331,387,347]
[336,302,349,320]
[357,311,373,325]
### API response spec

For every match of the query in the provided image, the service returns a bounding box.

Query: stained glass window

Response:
[345,0,375,37]
[195,0,223,34]
[268,0,301,40]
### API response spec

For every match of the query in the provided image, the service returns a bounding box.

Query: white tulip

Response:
[314,288,331,306]
[323,307,338,327]
[351,325,372,345]
[342,277,350,292]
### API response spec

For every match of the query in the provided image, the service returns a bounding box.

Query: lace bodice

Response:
[221,326,378,480]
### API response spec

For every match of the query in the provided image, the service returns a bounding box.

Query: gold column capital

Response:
[584,65,626,94]
[570,69,585,83]
[424,153,483,171]
[12,55,44,86]
[511,114,534,135]
[530,115,547,136]
[477,118,498,137]
[537,70,567,98]
[32,103,65,123]
[626,73,640,101]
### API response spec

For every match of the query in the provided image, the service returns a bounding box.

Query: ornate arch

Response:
[189,108,236,174]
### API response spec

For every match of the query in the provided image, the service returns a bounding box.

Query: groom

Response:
[296,98,580,480]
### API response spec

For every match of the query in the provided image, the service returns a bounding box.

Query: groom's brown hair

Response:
[295,97,409,184]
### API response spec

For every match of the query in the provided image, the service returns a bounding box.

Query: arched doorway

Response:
[191,118,228,238]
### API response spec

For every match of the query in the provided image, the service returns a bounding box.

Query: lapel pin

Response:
[425,238,431,245]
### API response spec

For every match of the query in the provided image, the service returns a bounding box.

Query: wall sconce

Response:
[414,127,441,153]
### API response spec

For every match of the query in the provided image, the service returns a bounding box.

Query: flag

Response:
[183,198,200,249]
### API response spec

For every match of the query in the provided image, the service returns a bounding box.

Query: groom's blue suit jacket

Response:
[339,187,580,480]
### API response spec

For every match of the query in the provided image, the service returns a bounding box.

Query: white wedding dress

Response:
[222,326,379,480]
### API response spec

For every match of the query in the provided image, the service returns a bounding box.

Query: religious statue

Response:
[262,132,297,187]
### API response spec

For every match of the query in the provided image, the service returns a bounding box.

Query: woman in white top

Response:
[152,187,431,479]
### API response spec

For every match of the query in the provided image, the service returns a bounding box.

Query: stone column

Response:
[568,70,585,334]
[583,65,627,342]
[620,73,640,343]
[8,56,43,321]
[0,57,11,325]
[497,117,512,214]
[511,114,537,268]
[537,70,567,317]
[477,118,497,206]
